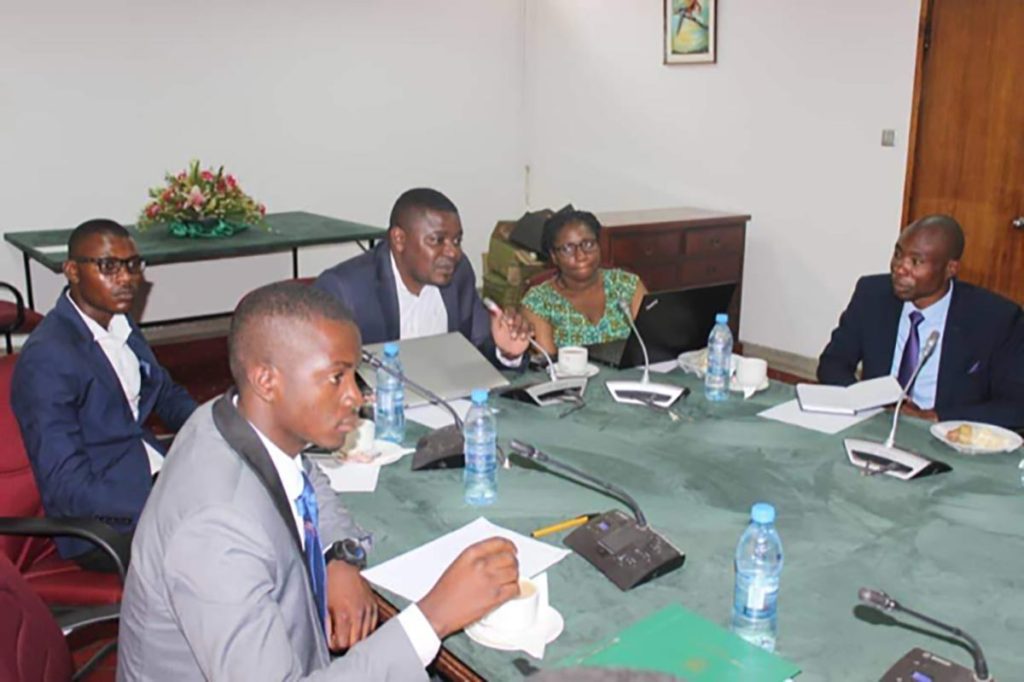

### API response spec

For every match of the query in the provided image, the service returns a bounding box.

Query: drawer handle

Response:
[710,238,721,248]
[643,246,654,256]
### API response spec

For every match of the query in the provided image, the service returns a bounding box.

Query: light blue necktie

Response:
[295,472,326,633]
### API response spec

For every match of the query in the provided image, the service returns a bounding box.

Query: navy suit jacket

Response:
[314,240,504,366]
[818,274,1024,429]
[11,292,197,558]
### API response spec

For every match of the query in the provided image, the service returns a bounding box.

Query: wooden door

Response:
[904,0,1024,304]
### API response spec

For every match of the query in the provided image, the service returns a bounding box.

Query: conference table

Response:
[3,211,385,312]
[344,366,1024,681]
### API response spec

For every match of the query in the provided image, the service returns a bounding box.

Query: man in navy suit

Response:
[818,214,1024,429]
[11,219,197,571]
[314,188,532,367]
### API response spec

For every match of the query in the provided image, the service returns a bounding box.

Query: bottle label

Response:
[735,573,779,619]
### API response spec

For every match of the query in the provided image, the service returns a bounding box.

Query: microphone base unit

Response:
[525,377,588,406]
[412,425,465,471]
[605,380,686,408]
[843,438,952,481]
[563,508,685,591]
[879,647,982,682]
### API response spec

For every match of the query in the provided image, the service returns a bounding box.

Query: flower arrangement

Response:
[138,159,266,238]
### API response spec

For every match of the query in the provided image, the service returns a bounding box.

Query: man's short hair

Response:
[541,209,602,259]
[67,219,132,259]
[228,281,356,387]
[388,188,459,231]
[910,214,965,260]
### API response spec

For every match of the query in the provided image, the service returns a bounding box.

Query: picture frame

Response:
[663,0,717,64]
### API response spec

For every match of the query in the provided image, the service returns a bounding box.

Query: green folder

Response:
[554,604,801,681]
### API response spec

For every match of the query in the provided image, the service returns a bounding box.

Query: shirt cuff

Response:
[395,604,441,667]
[495,348,524,368]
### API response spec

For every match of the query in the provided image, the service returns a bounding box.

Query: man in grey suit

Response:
[118,282,520,680]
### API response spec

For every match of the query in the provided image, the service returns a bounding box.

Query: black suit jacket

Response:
[313,240,505,367]
[817,274,1024,429]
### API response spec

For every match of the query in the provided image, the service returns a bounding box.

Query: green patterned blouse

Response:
[522,269,640,347]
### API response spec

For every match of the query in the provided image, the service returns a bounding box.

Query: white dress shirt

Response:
[888,281,954,410]
[247,415,440,667]
[67,293,164,475]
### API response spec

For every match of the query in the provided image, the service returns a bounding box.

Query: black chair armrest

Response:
[0,281,26,333]
[0,516,129,583]
[56,602,120,634]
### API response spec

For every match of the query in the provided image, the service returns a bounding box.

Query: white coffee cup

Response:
[479,577,540,633]
[557,346,588,376]
[735,356,768,388]
[341,419,375,454]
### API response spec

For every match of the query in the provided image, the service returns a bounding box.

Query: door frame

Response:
[901,0,935,227]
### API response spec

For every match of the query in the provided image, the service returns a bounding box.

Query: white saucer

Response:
[730,376,769,393]
[554,363,600,379]
[465,605,564,652]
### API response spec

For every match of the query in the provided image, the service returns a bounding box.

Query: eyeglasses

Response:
[75,256,146,276]
[552,239,599,258]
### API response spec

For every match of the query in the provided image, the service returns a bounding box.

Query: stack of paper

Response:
[795,376,902,415]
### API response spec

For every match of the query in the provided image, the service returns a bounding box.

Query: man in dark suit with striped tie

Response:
[817,214,1024,430]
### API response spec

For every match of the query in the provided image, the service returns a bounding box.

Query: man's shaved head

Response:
[905,214,965,261]
[229,281,358,389]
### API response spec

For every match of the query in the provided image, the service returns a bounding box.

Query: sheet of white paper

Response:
[759,399,882,435]
[36,244,68,254]
[406,399,472,429]
[363,517,571,602]
[318,461,381,492]
[648,359,678,374]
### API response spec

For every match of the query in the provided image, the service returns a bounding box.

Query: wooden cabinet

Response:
[595,207,749,338]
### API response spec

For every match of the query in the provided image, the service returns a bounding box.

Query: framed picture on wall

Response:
[664,0,716,64]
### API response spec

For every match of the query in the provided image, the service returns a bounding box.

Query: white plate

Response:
[930,421,1023,455]
[554,363,600,379]
[465,605,564,652]
[730,376,769,393]
[334,440,411,466]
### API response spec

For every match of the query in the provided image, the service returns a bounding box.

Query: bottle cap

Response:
[471,388,489,404]
[751,502,775,524]
[715,313,729,324]
[383,342,399,357]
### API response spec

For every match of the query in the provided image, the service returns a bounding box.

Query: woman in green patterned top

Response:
[521,210,647,356]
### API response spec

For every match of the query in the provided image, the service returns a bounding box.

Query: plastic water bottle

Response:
[704,313,733,402]
[732,502,784,652]
[463,388,498,506]
[375,342,405,443]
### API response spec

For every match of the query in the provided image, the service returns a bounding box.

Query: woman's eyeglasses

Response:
[75,256,147,276]
[552,239,599,257]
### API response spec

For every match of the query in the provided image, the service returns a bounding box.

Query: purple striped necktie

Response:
[897,310,925,389]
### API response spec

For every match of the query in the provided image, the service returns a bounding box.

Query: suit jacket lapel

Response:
[212,391,303,553]
[373,243,401,341]
[128,329,158,420]
[440,282,459,332]
[935,283,967,409]
[54,293,130,404]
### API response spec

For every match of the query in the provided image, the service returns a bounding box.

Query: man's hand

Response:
[489,305,533,359]
[900,402,939,422]
[417,537,520,639]
[325,560,378,651]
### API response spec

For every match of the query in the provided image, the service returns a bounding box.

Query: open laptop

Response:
[587,283,737,369]
[359,332,509,406]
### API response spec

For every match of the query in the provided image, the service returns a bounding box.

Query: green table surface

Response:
[344,367,1024,681]
[3,211,385,272]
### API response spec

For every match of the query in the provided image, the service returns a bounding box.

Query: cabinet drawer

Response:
[608,231,682,264]
[683,226,744,256]
[677,254,742,287]
[631,264,677,292]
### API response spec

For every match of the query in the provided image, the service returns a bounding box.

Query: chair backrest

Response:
[0,354,56,570]
[0,553,74,682]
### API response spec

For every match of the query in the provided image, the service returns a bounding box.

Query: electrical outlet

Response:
[881,129,896,147]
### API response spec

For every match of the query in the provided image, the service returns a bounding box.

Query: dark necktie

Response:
[897,310,925,389]
[295,472,326,632]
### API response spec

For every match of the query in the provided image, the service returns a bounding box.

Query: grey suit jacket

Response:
[117,392,427,681]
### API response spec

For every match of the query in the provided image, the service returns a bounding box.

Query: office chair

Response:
[0,282,43,354]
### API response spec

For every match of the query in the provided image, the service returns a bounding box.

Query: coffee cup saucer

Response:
[554,363,600,379]
[729,375,769,393]
[465,604,564,652]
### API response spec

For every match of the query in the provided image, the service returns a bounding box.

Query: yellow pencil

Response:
[531,514,595,538]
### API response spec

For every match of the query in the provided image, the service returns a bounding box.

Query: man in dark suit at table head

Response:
[118,281,521,680]
[314,187,533,367]
[817,214,1024,429]
[11,219,198,572]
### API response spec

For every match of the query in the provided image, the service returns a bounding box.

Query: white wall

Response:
[524,0,921,358]
[0,0,526,322]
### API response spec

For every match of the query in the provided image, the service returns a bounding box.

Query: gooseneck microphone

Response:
[529,338,558,381]
[885,330,941,448]
[858,587,991,681]
[362,350,464,470]
[508,439,684,591]
[616,298,651,385]
[509,439,646,526]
